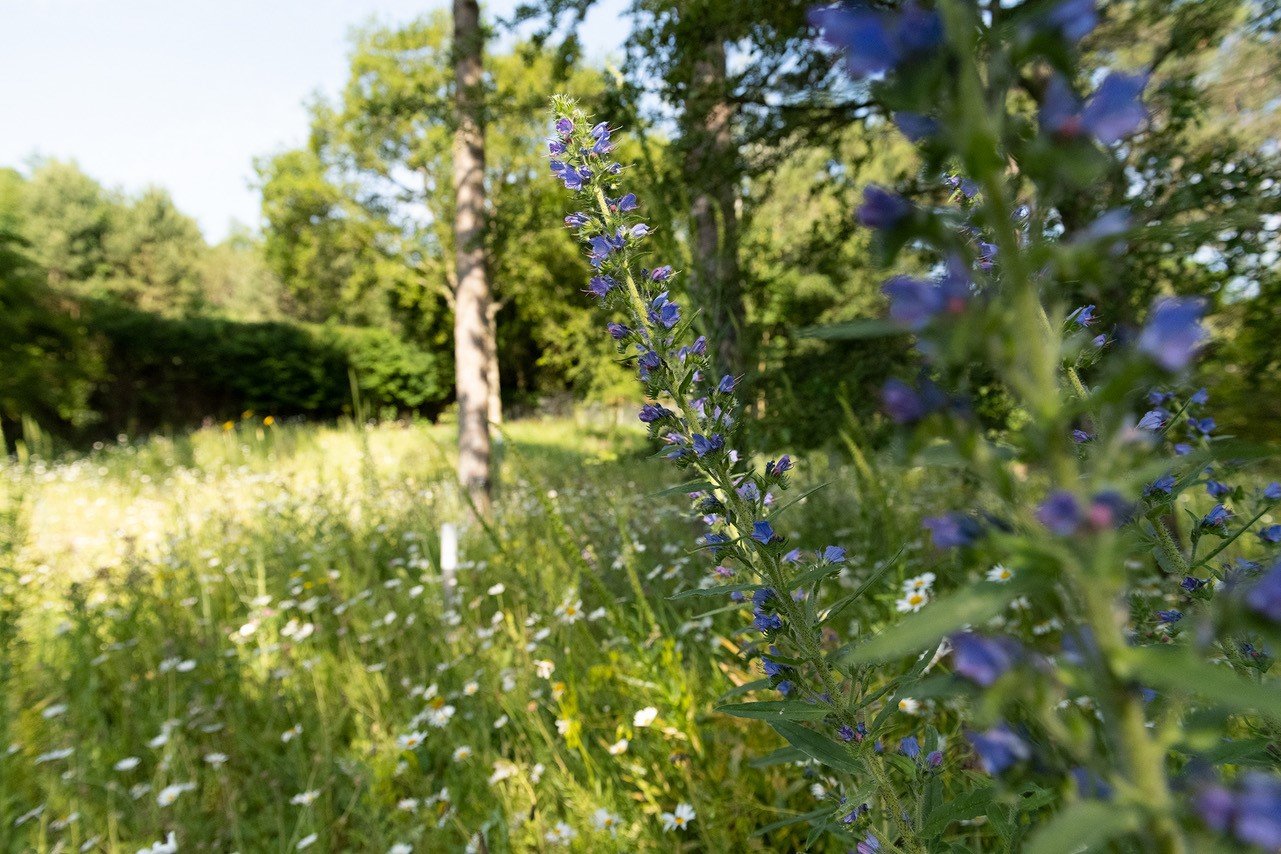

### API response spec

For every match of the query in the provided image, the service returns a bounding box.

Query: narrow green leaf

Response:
[667,582,761,601]
[646,478,713,499]
[825,548,904,622]
[836,582,1021,666]
[748,746,806,768]
[767,720,862,776]
[922,786,994,839]
[717,678,772,703]
[751,807,832,837]
[1024,801,1138,854]
[1128,647,1281,722]
[716,701,830,722]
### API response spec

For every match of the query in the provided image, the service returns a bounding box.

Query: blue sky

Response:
[0,0,626,241]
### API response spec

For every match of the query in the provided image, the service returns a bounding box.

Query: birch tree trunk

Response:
[452,0,492,514]
[486,299,502,426]
[684,38,743,380]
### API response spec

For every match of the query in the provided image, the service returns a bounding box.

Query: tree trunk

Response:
[452,0,492,515]
[485,299,502,426]
[683,38,743,380]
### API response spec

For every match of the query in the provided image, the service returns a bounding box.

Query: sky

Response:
[0,0,627,242]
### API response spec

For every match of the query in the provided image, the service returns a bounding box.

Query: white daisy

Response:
[895,590,929,612]
[986,564,1014,583]
[903,572,936,593]
[607,738,629,755]
[661,802,696,832]
[633,706,658,728]
[592,807,622,834]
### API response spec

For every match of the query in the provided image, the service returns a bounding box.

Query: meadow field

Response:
[0,415,946,852]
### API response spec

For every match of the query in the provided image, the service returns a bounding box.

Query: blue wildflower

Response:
[927,750,943,768]
[554,117,573,135]
[1069,304,1097,327]
[691,433,724,458]
[882,378,927,424]
[606,322,630,340]
[1139,297,1208,371]
[650,265,673,281]
[754,612,784,632]
[856,833,881,854]
[751,521,777,545]
[1206,480,1231,499]
[1181,576,1206,592]
[564,212,590,228]
[765,456,793,477]
[1042,72,1148,145]
[1267,483,1281,501]
[638,403,672,424]
[893,111,938,141]
[822,545,846,563]
[923,513,982,548]
[609,193,638,212]
[1072,429,1094,444]
[648,292,681,329]
[899,736,920,759]
[1137,409,1167,431]
[858,185,912,230]
[1045,0,1098,42]
[883,276,943,329]
[967,724,1031,775]
[587,275,616,299]
[1246,559,1281,621]
[1259,525,1281,544]
[1201,504,1231,528]
[1037,490,1083,536]
[717,374,735,394]
[1156,609,1182,624]
[951,632,1020,686]
[1145,474,1176,496]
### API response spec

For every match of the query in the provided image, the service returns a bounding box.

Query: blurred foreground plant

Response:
[549,1,1281,850]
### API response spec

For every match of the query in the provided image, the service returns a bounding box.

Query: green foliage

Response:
[0,230,98,440]
[83,300,449,434]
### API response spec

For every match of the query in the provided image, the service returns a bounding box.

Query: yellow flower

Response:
[263,415,275,426]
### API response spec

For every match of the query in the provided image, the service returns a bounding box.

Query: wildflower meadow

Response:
[3,1,1280,852]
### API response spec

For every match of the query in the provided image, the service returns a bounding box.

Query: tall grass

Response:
[0,416,930,852]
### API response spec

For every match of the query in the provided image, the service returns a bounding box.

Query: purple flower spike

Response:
[1139,297,1208,371]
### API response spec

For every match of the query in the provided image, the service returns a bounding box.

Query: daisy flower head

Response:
[545,821,576,845]
[903,572,935,593]
[986,564,1014,583]
[895,589,929,613]
[661,802,696,832]
[608,738,629,755]
[452,745,473,763]
[397,731,426,750]
[898,697,922,715]
[592,807,622,834]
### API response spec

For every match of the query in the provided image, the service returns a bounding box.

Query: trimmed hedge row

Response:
[83,300,449,434]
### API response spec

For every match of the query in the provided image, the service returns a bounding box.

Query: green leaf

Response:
[716,701,830,722]
[748,746,806,768]
[751,807,832,838]
[1024,801,1138,854]
[825,548,904,622]
[667,583,761,601]
[767,720,863,776]
[717,678,772,703]
[836,582,1022,667]
[1128,647,1281,722]
[922,785,994,839]
[646,478,713,499]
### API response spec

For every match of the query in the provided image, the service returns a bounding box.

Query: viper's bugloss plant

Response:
[548,2,1281,849]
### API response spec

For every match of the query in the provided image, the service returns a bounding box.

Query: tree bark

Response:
[485,299,502,426]
[452,0,492,514]
[683,38,743,380]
